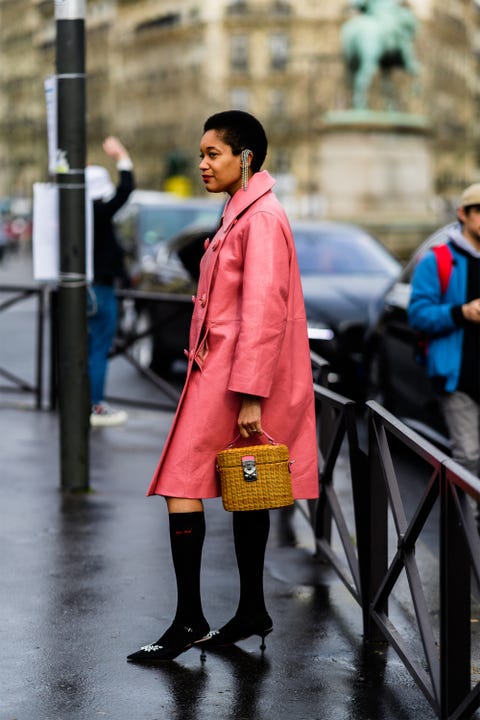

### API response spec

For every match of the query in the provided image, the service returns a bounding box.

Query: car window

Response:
[293,226,400,276]
[139,205,221,247]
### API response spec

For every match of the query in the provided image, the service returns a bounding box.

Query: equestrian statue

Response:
[341,0,421,110]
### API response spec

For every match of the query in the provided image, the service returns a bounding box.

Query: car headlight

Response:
[307,321,335,341]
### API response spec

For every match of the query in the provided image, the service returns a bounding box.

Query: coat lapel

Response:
[221,170,275,232]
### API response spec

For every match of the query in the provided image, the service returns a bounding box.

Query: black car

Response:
[366,223,455,448]
[292,220,401,399]
[124,215,401,393]
[114,190,224,286]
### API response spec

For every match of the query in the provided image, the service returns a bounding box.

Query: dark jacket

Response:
[93,169,134,286]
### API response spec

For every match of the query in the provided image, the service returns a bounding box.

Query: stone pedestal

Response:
[318,111,438,253]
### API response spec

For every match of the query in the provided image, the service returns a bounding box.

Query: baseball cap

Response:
[459,183,480,208]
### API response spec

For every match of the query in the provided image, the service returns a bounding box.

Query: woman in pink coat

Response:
[128,111,318,665]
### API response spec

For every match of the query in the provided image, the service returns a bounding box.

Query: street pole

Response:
[55,0,90,491]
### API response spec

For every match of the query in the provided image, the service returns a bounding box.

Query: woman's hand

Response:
[238,395,263,438]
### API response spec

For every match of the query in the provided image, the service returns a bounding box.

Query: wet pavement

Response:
[0,250,440,719]
[1,402,436,720]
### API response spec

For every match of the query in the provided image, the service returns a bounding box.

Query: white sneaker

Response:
[90,403,128,427]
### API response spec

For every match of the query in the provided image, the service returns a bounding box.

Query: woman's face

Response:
[199,129,246,196]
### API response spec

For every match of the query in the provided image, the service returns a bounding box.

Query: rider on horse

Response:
[341,0,420,109]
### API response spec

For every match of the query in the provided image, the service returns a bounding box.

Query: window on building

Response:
[272,1,291,15]
[269,33,289,71]
[136,13,180,33]
[230,35,249,72]
[226,0,249,13]
[269,88,286,116]
[230,88,250,111]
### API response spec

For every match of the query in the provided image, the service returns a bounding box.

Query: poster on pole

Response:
[44,76,58,177]
[32,183,58,281]
[32,183,93,282]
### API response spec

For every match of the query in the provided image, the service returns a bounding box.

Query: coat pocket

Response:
[194,328,209,370]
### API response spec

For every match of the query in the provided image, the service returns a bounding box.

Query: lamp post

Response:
[55,0,89,491]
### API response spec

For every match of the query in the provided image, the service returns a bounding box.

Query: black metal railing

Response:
[311,381,480,720]
[48,287,187,411]
[0,283,45,409]
[366,401,480,719]
[366,401,446,709]
[441,459,480,719]
[310,381,365,604]
[109,288,188,408]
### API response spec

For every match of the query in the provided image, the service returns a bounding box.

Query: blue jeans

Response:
[87,284,118,405]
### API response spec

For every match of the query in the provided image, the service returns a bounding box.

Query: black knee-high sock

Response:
[169,511,206,627]
[233,509,270,617]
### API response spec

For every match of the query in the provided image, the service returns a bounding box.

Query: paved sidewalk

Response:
[0,400,436,720]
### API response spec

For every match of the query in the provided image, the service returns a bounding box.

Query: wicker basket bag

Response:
[216,432,294,511]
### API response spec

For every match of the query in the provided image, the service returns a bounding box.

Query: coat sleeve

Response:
[408,251,457,335]
[101,170,135,219]
[227,209,290,397]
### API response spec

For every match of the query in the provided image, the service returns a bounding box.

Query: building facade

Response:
[0,0,479,225]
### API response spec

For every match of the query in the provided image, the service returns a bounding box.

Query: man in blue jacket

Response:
[408,183,480,482]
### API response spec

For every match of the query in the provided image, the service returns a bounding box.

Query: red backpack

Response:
[415,243,453,363]
[431,243,453,295]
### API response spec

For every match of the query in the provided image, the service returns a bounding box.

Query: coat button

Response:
[203,238,210,250]
[192,295,196,304]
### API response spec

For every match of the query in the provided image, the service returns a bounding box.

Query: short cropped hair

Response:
[203,110,268,173]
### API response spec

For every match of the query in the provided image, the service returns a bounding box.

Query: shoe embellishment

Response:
[127,623,208,663]
[205,630,219,640]
[139,626,194,653]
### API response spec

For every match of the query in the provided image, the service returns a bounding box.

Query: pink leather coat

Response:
[147,171,318,500]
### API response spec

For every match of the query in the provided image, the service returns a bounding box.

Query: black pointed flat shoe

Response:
[202,613,273,651]
[127,620,210,664]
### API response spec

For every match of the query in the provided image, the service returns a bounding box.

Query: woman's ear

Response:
[241,148,253,167]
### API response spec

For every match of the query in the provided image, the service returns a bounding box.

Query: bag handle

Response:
[224,430,278,450]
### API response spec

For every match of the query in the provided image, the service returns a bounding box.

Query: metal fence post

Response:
[314,392,334,545]
[34,287,45,410]
[440,466,471,718]
[350,439,371,638]
[364,409,389,642]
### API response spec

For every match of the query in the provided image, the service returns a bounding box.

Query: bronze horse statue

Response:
[341,0,420,110]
